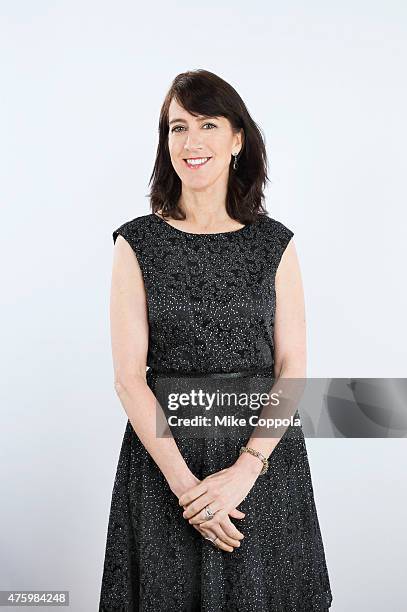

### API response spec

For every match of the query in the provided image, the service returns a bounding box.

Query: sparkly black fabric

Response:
[99,213,333,611]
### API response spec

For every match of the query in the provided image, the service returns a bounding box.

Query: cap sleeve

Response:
[112,218,144,268]
[113,224,126,244]
[270,218,294,271]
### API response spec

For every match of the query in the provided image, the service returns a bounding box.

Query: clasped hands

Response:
[177,463,259,553]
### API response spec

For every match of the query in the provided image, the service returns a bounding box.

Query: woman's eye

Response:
[171,123,217,133]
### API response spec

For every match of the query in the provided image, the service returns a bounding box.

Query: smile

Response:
[183,157,211,169]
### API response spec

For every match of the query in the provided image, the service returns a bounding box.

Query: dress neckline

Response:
[152,213,252,237]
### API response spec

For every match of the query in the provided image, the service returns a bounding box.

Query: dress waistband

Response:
[147,366,274,379]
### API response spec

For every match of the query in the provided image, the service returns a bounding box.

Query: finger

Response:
[199,527,234,553]
[178,483,208,507]
[229,508,246,518]
[187,502,221,525]
[210,523,243,549]
[182,493,216,520]
[193,524,239,553]
[220,517,245,541]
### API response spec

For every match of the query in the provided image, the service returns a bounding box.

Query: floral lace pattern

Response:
[99,213,333,611]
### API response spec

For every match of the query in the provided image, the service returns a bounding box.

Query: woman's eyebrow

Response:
[169,115,219,125]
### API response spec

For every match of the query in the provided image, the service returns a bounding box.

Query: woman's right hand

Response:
[173,473,246,553]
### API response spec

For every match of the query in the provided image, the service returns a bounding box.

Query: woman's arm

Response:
[273,238,307,379]
[233,237,307,475]
[110,235,197,497]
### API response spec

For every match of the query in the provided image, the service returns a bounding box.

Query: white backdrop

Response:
[1,1,406,610]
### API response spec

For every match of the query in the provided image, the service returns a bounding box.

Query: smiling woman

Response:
[165,97,245,202]
[146,70,270,228]
[99,69,333,611]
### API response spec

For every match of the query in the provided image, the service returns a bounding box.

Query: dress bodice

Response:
[112,213,294,375]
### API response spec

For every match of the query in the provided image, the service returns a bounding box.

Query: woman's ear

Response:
[238,128,245,152]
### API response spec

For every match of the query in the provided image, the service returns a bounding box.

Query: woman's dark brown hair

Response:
[148,69,270,224]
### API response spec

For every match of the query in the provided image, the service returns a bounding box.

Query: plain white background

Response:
[1,1,406,610]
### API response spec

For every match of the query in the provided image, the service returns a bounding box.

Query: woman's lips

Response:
[183,157,211,170]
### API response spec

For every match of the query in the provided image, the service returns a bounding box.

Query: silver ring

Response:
[204,505,214,521]
[204,535,218,547]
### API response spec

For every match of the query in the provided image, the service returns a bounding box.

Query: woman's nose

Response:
[184,134,203,151]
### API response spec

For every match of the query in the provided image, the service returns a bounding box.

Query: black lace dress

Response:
[99,213,333,611]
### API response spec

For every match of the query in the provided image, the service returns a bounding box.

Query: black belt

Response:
[147,366,274,379]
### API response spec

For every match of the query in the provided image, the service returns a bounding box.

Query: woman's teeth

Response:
[184,157,211,168]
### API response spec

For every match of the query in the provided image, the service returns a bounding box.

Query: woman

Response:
[99,69,333,611]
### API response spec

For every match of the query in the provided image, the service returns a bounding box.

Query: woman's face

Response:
[167,98,243,190]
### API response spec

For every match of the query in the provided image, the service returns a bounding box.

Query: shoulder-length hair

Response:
[148,69,270,224]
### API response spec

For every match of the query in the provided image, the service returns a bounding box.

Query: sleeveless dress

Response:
[99,212,333,612]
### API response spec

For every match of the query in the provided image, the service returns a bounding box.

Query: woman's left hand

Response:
[178,462,260,525]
